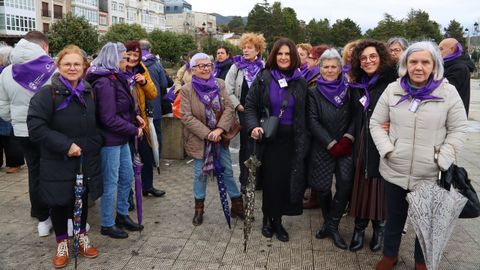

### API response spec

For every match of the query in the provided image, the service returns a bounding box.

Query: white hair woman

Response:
[387,37,409,63]
[370,41,467,270]
[181,52,244,226]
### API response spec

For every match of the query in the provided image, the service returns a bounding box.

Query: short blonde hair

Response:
[342,40,360,64]
[55,44,88,70]
[297,43,312,53]
[239,33,266,54]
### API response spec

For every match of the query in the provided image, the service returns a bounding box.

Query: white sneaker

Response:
[38,217,52,237]
[67,219,91,237]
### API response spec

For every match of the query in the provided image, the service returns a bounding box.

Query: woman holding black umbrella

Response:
[27,45,101,268]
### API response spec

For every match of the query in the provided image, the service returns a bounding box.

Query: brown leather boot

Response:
[79,234,99,258]
[192,198,204,226]
[303,189,320,209]
[375,256,398,270]
[53,239,69,269]
[415,262,427,270]
[230,196,245,220]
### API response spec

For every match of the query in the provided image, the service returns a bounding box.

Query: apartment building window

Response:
[4,0,35,10]
[0,14,5,29]
[53,5,63,19]
[42,2,50,17]
[111,1,117,11]
[72,6,98,24]
[43,23,49,33]
[72,0,97,7]
[99,15,107,26]
[119,17,125,23]
[112,16,118,24]
[127,8,136,22]
[118,3,124,12]
[5,14,36,32]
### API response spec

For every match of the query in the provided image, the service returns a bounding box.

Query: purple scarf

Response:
[301,65,320,82]
[443,43,463,62]
[269,68,302,125]
[396,76,443,105]
[316,74,348,108]
[56,75,86,111]
[141,49,156,62]
[233,55,263,88]
[12,55,56,92]
[86,65,115,76]
[213,58,233,78]
[0,65,4,74]
[122,67,139,88]
[349,74,380,110]
[191,75,222,174]
[300,63,308,73]
[342,63,352,74]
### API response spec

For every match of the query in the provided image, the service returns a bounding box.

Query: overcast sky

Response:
[187,0,480,33]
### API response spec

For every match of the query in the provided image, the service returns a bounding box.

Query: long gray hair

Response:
[398,41,444,80]
[0,43,13,66]
[91,42,126,72]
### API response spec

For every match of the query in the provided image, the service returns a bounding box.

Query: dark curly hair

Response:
[349,40,393,82]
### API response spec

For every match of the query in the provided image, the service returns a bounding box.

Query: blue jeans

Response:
[100,144,134,227]
[193,145,241,200]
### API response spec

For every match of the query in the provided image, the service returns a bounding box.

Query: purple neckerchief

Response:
[302,65,320,82]
[349,74,380,110]
[12,55,56,93]
[342,63,351,74]
[396,76,443,105]
[184,61,191,72]
[443,43,464,62]
[269,68,302,125]
[233,55,263,88]
[123,67,139,88]
[0,65,4,74]
[299,63,308,73]
[86,65,115,76]
[141,49,156,62]
[316,74,348,108]
[56,75,86,111]
[163,85,176,102]
[213,59,232,78]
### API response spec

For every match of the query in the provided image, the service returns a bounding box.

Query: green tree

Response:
[365,13,405,41]
[245,0,272,35]
[47,13,99,55]
[444,20,466,47]
[404,9,442,42]
[227,16,245,34]
[331,18,362,47]
[148,30,196,65]
[305,18,332,45]
[101,23,148,45]
[282,7,303,43]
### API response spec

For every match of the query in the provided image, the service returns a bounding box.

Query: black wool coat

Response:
[27,73,103,207]
[444,54,475,116]
[244,69,309,209]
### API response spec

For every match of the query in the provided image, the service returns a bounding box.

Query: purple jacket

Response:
[86,73,137,146]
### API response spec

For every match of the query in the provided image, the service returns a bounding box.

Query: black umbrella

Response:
[243,142,261,252]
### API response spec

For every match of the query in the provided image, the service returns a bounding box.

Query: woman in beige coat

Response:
[370,41,467,270]
[181,53,244,227]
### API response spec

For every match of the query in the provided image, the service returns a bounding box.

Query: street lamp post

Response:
[466,28,470,55]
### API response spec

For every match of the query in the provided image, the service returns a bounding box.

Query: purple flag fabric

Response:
[12,55,56,92]
[349,74,380,110]
[301,65,320,82]
[141,49,156,62]
[56,75,86,111]
[316,74,348,108]
[233,55,263,88]
[443,43,463,62]
[396,76,443,105]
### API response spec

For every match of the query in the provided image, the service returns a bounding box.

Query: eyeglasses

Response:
[61,63,83,69]
[390,48,402,54]
[359,54,379,63]
[193,63,214,70]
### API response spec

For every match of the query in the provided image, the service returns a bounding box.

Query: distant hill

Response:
[212,13,248,26]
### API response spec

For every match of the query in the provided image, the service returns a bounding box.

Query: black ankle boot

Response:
[261,216,273,238]
[315,223,328,239]
[370,220,385,252]
[326,218,347,249]
[115,214,144,231]
[315,193,332,239]
[272,217,289,242]
[349,218,368,251]
[101,225,128,239]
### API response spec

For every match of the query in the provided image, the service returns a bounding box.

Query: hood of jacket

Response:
[10,39,48,65]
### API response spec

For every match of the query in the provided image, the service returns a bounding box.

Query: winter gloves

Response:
[328,137,353,158]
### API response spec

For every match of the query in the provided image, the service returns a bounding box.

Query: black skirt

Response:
[260,124,301,217]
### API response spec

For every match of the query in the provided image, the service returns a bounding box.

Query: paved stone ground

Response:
[1,80,480,269]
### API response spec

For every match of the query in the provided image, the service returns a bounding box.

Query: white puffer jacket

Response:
[0,39,55,137]
[370,78,467,190]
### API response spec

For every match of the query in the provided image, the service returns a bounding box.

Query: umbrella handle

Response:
[78,155,83,174]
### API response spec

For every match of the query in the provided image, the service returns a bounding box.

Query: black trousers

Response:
[51,192,88,242]
[384,181,425,263]
[0,133,24,167]
[17,136,49,221]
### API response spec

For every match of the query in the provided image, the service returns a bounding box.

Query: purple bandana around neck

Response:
[301,65,320,82]
[123,67,139,88]
[56,75,86,111]
[233,55,264,88]
[342,63,352,74]
[396,76,443,106]
[269,68,302,125]
[0,65,4,74]
[443,43,464,62]
[299,63,308,73]
[141,49,156,62]
[316,74,348,108]
[12,55,56,93]
[184,61,191,72]
[349,74,380,110]
[213,59,232,78]
[270,68,303,83]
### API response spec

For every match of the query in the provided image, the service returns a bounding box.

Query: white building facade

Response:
[0,0,37,37]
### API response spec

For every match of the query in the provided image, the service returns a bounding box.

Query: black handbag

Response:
[438,164,480,219]
[259,89,290,141]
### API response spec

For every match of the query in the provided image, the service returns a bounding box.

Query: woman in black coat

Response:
[307,48,354,250]
[245,38,309,242]
[27,45,102,268]
[347,40,397,253]
[213,46,233,80]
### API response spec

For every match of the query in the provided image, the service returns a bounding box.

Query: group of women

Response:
[180,33,467,270]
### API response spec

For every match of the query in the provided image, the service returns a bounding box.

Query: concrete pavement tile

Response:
[137,236,187,259]
[170,259,220,269]
[177,239,227,263]
[0,243,56,270]
[0,222,36,245]
[0,191,26,205]
[122,256,175,269]
[85,232,148,256]
[222,242,268,267]
[312,250,359,270]
[266,246,314,269]
[0,205,36,224]
[75,252,130,270]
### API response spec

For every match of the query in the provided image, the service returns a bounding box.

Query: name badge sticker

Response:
[359,95,367,107]
[278,78,288,88]
[409,98,420,112]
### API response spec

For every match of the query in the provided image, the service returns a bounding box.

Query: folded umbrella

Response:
[73,156,85,270]
[133,136,144,230]
[243,142,261,252]
[213,158,231,229]
[148,117,161,175]
[407,182,467,270]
